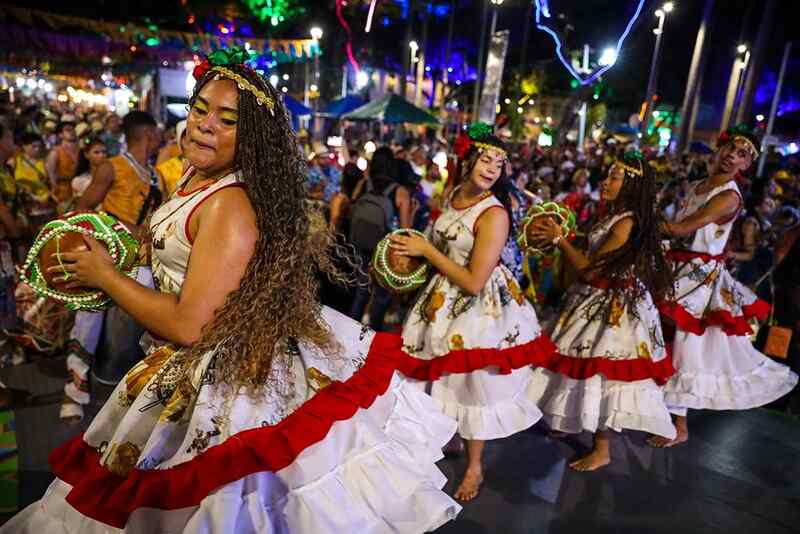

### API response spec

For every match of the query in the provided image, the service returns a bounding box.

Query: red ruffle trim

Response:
[49,331,671,528]
[390,334,674,385]
[658,298,770,336]
[667,249,724,264]
[51,332,408,528]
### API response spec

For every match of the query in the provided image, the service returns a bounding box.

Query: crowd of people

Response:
[0,51,799,532]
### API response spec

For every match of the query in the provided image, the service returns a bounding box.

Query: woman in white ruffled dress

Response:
[527,155,677,471]
[651,129,798,448]
[1,53,460,533]
[392,126,553,501]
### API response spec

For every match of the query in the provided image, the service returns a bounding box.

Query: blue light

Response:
[532,0,644,86]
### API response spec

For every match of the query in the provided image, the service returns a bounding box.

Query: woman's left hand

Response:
[527,217,563,245]
[390,232,430,258]
[47,235,117,290]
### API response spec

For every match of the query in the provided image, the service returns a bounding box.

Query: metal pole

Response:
[757,41,792,177]
[640,13,666,136]
[341,64,348,97]
[730,50,750,124]
[443,0,455,87]
[739,0,776,123]
[686,74,703,149]
[472,1,490,122]
[676,0,714,154]
[577,44,589,153]
[720,53,744,134]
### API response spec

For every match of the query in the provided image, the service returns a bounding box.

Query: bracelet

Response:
[552,234,563,246]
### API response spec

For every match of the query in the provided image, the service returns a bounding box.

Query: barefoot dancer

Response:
[528,153,676,471]
[2,49,460,533]
[396,124,552,500]
[651,127,798,448]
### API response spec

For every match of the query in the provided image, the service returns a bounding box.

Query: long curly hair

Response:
[590,157,673,303]
[457,135,513,222]
[165,65,345,397]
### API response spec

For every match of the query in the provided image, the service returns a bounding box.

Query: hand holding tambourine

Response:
[20,211,140,312]
[371,229,430,293]
[517,202,577,257]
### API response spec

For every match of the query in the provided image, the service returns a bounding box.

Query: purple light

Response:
[532,0,644,86]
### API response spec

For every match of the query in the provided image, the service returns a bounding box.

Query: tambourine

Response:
[20,211,140,312]
[517,202,577,258]
[371,229,430,293]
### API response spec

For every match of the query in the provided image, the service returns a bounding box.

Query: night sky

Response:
[10,0,800,134]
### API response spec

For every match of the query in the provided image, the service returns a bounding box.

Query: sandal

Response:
[59,400,84,424]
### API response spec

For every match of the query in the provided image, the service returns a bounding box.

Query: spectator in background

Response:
[348,146,412,330]
[99,113,125,156]
[71,136,108,201]
[45,116,80,205]
[156,120,188,196]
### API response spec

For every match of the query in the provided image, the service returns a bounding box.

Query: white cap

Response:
[175,120,187,142]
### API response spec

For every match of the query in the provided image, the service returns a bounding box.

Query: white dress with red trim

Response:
[658,180,797,412]
[401,192,552,441]
[527,212,678,438]
[2,172,461,533]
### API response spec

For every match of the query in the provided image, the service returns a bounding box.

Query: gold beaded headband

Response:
[731,135,758,158]
[474,141,507,158]
[617,159,643,177]
[211,66,275,116]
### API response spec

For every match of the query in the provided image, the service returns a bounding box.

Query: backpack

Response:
[348,181,398,252]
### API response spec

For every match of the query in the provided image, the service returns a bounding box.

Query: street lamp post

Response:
[472,0,503,122]
[720,44,749,134]
[306,26,322,134]
[409,40,418,101]
[640,2,673,137]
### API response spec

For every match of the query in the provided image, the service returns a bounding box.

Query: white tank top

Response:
[675,180,741,256]
[150,170,242,295]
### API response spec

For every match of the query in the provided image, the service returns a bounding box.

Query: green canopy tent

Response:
[342,94,439,125]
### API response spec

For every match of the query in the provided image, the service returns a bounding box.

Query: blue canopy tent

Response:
[343,94,439,125]
[282,95,312,131]
[318,95,367,119]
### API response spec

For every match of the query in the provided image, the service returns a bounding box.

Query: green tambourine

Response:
[371,229,430,293]
[20,211,140,312]
[517,202,577,258]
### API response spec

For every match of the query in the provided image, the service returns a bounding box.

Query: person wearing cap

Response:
[75,110,165,233]
[156,122,182,165]
[45,116,80,204]
[155,120,187,196]
[99,113,125,156]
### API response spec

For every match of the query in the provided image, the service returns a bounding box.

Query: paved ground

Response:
[2,357,799,534]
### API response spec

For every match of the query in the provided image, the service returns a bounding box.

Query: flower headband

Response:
[718,124,759,158]
[454,122,507,160]
[616,151,644,177]
[192,47,275,115]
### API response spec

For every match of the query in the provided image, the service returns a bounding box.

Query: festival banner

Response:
[478,30,510,125]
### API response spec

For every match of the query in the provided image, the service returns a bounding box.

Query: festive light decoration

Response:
[336,0,361,73]
[517,202,577,258]
[244,0,306,27]
[532,0,644,86]
[371,230,430,293]
[365,0,380,32]
[20,212,140,312]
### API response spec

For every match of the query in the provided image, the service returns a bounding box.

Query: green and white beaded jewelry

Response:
[371,229,430,293]
[20,211,140,312]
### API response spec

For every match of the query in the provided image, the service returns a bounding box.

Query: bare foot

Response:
[647,428,688,448]
[59,396,83,424]
[569,448,611,472]
[453,467,483,501]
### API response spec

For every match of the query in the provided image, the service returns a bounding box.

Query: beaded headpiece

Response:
[454,122,507,160]
[192,47,275,115]
[616,150,644,177]
[718,124,759,159]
